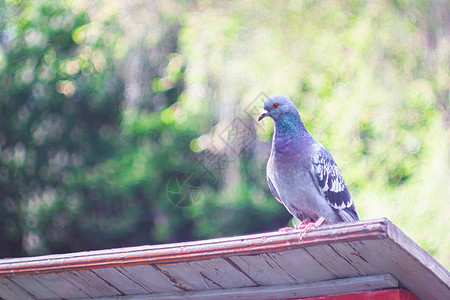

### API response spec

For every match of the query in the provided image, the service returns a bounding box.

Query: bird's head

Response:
[258,95,299,122]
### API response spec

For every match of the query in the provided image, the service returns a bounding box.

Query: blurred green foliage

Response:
[0,0,448,268]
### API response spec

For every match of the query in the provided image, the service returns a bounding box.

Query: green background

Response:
[0,0,448,268]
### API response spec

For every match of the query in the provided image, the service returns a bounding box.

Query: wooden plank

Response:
[118,265,180,293]
[79,273,398,300]
[156,257,257,290]
[0,277,35,300]
[228,253,297,286]
[303,244,363,278]
[31,273,90,299]
[386,221,450,288]
[8,274,60,299]
[300,238,449,300]
[91,267,152,295]
[321,242,373,276]
[342,239,450,300]
[59,269,122,297]
[298,288,420,300]
[266,248,336,283]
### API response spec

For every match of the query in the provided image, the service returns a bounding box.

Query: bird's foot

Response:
[278,221,309,232]
[278,227,295,232]
[298,217,325,239]
[294,222,308,229]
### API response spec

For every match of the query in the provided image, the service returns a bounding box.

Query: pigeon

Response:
[258,95,358,233]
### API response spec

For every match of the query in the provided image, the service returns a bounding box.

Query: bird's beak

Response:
[258,110,269,122]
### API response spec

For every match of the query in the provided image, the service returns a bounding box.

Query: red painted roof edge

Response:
[297,288,420,300]
[0,218,389,276]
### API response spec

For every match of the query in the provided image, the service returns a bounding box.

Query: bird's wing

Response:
[310,143,359,222]
[267,176,283,204]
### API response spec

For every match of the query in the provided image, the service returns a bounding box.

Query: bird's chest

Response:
[270,157,324,220]
[274,136,293,153]
[270,154,312,198]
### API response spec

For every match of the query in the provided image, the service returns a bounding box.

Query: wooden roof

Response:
[0,218,448,299]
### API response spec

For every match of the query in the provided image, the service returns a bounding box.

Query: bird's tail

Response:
[338,205,359,222]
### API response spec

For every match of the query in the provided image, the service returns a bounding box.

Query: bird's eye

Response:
[273,103,278,108]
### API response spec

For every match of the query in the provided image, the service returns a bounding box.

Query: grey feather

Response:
[267,176,282,204]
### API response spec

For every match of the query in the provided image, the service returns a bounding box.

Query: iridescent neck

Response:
[273,114,311,154]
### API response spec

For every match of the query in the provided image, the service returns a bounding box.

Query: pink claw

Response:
[279,218,325,233]
[300,217,325,236]
[295,222,308,229]
[278,227,295,232]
